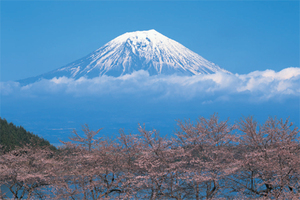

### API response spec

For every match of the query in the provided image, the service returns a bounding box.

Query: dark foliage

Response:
[0,118,56,153]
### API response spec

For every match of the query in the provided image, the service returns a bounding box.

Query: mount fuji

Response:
[19,29,230,84]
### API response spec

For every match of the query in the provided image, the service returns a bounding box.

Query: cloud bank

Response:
[1,67,299,103]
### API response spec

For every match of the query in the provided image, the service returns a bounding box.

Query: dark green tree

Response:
[0,118,56,152]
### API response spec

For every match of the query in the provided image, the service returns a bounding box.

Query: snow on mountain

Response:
[19,29,230,84]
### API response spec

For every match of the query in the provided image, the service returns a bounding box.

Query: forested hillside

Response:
[0,118,56,152]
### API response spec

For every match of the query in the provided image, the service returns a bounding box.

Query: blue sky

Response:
[1,1,299,81]
[1,1,299,145]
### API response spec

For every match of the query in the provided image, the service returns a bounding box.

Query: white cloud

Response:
[0,81,20,95]
[1,67,299,102]
[235,67,300,95]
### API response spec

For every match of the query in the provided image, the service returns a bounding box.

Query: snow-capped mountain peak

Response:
[19,29,230,84]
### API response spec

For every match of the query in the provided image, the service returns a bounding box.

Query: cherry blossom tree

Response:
[131,124,186,199]
[55,133,132,199]
[67,124,103,152]
[0,146,58,199]
[117,130,144,198]
[229,116,300,199]
[175,114,237,199]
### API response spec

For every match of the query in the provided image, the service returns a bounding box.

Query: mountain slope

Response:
[0,118,56,153]
[19,30,229,84]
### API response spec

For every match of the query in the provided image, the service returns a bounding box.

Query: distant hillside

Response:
[0,118,56,152]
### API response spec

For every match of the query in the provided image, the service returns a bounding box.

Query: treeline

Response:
[0,118,56,152]
[0,114,299,199]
